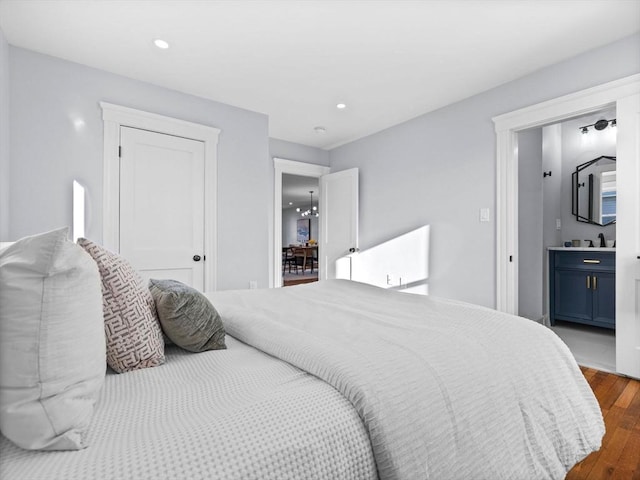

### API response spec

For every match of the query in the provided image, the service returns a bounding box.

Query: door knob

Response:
[348,247,360,253]
[193,255,201,262]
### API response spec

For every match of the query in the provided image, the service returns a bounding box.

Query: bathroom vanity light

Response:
[578,118,616,134]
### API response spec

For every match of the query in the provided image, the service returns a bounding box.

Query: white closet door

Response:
[319,168,359,280]
[119,126,205,290]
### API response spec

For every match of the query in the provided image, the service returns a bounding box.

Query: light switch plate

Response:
[480,208,490,222]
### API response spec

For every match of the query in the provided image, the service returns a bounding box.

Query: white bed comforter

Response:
[208,280,604,480]
[0,337,376,480]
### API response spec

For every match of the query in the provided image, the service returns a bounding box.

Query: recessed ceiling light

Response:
[314,126,327,134]
[154,39,170,49]
[336,103,347,109]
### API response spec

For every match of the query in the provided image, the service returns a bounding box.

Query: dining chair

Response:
[283,247,298,274]
[292,247,308,273]
[308,246,318,273]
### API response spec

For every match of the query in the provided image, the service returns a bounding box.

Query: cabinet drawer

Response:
[553,251,615,271]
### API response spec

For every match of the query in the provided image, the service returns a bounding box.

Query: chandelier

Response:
[296,190,319,217]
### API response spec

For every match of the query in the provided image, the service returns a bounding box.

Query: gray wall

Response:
[0,27,9,241]
[270,138,329,166]
[542,125,563,251]
[541,124,563,317]
[518,129,543,321]
[328,33,640,308]
[8,47,270,291]
[5,32,639,298]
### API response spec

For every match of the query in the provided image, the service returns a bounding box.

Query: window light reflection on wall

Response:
[73,180,85,241]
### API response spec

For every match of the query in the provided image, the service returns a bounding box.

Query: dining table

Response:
[291,245,318,273]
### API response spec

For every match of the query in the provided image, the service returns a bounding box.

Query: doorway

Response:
[101,102,220,292]
[273,158,329,288]
[517,108,617,372]
[494,74,640,378]
[282,174,320,286]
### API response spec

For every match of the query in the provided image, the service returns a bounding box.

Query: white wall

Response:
[0,27,9,241]
[282,207,298,246]
[8,47,270,290]
[518,129,543,320]
[328,33,640,308]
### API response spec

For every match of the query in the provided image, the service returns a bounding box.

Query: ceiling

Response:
[0,0,639,150]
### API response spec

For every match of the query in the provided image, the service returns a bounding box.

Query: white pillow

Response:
[0,228,106,450]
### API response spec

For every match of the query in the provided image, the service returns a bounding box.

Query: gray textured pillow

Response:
[149,279,226,353]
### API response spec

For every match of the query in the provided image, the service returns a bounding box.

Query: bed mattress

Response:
[0,337,377,480]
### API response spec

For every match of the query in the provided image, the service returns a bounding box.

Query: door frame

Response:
[273,158,330,288]
[100,102,221,291]
[492,73,640,315]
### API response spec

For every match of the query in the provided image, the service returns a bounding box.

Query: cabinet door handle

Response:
[593,275,597,290]
[586,275,591,289]
[583,259,601,264]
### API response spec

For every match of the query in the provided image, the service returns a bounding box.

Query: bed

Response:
[0,334,377,479]
[0,230,604,480]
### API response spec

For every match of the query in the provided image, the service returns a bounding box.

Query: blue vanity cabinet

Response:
[592,272,615,326]
[549,250,615,329]
[554,269,592,323]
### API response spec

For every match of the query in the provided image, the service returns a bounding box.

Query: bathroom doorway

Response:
[517,107,617,372]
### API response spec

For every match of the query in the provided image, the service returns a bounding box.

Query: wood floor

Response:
[566,367,640,480]
[283,276,318,287]
[282,268,318,287]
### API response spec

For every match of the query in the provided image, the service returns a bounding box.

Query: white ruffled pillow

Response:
[0,228,106,450]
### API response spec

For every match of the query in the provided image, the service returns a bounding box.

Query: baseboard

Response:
[538,314,550,327]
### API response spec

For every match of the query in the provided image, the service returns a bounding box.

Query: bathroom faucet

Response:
[598,233,606,248]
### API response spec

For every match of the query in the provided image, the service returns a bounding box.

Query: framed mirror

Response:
[572,155,616,226]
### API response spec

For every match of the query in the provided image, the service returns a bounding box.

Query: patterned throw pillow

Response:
[77,238,164,373]
[149,279,226,353]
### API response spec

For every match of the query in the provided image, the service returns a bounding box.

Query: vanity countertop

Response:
[548,247,615,252]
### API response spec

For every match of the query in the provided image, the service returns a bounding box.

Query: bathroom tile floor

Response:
[549,321,616,373]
